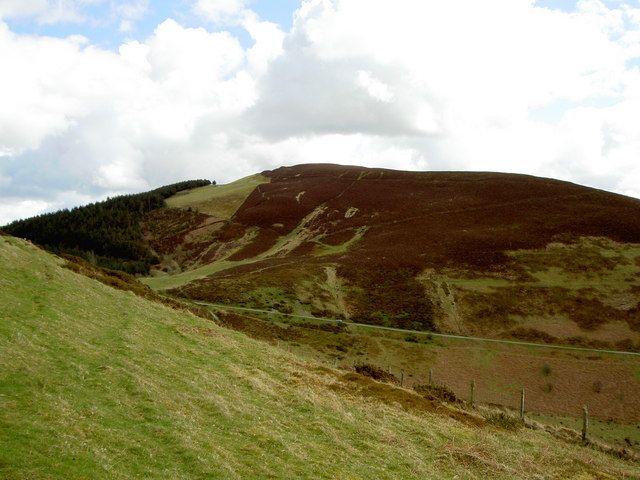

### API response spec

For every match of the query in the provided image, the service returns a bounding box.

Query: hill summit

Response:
[141,164,640,350]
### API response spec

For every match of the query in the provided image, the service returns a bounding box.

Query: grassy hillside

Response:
[166,174,269,221]
[1,235,638,478]
[209,305,640,450]
[143,174,270,275]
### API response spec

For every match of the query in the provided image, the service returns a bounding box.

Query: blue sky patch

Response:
[5,0,300,49]
[535,0,577,12]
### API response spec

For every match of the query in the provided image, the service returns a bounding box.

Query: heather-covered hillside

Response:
[144,165,640,350]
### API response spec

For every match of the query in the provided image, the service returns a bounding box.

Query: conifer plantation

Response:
[2,180,211,274]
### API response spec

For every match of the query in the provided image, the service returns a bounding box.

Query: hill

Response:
[1,235,638,478]
[142,164,640,350]
[2,180,211,274]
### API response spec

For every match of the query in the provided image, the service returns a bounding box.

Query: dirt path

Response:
[194,301,640,357]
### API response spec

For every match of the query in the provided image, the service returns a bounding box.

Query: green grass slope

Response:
[0,236,637,479]
[166,174,269,221]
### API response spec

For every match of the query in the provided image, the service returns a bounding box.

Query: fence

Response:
[348,360,598,443]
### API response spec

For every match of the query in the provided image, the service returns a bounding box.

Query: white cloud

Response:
[193,0,246,24]
[0,0,104,24]
[0,16,255,213]
[247,0,640,190]
[0,0,49,19]
[0,23,88,153]
[241,11,285,74]
[239,133,428,172]
[356,71,394,103]
[2,0,640,225]
[114,0,149,32]
[0,189,110,225]
[0,199,50,225]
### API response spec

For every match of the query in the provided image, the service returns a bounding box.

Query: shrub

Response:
[592,380,603,393]
[541,364,552,376]
[615,338,635,351]
[485,412,522,431]
[354,363,397,383]
[508,327,558,344]
[413,384,458,403]
[280,304,294,314]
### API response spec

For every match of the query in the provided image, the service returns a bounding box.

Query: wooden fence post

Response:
[400,370,404,387]
[582,405,589,443]
[470,380,475,408]
[429,368,433,386]
[520,388,525,420]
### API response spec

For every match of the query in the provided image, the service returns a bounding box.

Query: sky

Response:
[1,0,640,225]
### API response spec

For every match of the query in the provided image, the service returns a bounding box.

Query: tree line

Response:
[2,180,212,274]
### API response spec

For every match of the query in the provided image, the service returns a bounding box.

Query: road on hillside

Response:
[193,301,640,357]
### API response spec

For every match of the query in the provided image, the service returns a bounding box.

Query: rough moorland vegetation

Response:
[146,164,640,348]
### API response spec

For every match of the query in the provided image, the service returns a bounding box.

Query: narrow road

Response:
[194,301,640,357]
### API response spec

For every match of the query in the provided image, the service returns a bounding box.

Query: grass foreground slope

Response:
[1,235,638,479]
